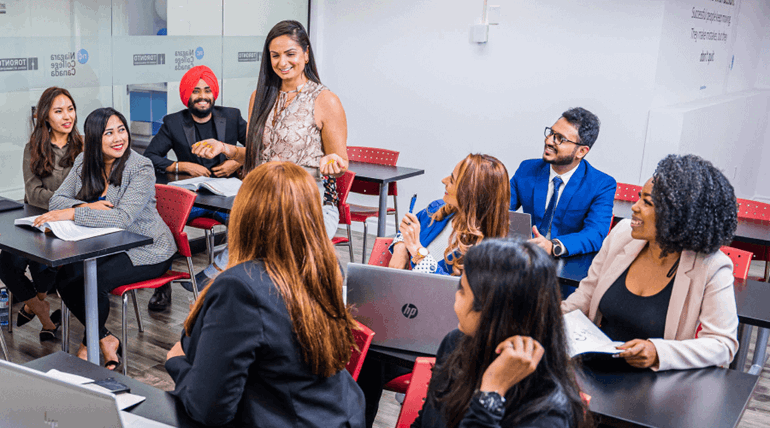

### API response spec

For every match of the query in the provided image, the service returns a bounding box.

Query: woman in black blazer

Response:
[165,161,365,427]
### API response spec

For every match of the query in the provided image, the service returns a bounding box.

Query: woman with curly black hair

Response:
[563,154,739,370]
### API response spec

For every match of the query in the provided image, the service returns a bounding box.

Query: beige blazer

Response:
[562,219,739,371]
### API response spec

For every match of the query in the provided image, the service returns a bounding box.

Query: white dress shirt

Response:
[544,162,579,239]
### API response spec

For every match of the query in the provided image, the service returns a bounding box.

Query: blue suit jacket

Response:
[509,159,616,256]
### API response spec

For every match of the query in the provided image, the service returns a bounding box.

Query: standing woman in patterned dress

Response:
[191,19,347,281]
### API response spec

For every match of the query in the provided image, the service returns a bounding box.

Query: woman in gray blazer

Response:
[38,107,176,370]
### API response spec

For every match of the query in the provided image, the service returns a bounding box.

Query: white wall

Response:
[312,0,770,232]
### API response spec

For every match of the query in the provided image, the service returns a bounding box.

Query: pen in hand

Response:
[409,194,417,213]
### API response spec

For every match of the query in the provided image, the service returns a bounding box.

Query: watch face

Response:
[418,247,429,256]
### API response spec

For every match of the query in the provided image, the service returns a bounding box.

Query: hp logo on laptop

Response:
[401,303,418,319]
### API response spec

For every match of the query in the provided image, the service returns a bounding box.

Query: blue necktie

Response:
[539,176,563,236]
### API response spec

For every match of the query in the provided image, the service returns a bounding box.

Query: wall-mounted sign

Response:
[0,57,36,72]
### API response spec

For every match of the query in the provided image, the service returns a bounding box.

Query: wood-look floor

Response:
[2,229,770,428]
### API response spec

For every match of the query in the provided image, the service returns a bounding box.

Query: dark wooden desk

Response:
[24,351,199,427]
[579,364,758,428]
[156,173,234,213]
[0,206,152,364]
[347,161,424,237]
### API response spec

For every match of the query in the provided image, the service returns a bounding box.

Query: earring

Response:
[306,59,309,64]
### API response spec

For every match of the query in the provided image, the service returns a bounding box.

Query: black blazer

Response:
[165,260,366,428]
[144,106,247,174]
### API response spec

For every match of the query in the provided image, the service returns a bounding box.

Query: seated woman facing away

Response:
[165,161,365,427]
[414,238,590,428]
[389,153,510,275]
[562,154,739,370]
[42,107,176,370]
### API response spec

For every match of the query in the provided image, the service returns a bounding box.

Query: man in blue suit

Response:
[510,107,616,257]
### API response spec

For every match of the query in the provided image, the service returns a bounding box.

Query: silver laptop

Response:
[0,359,172,427]
[345,263,460,354]
[509,211,532,238]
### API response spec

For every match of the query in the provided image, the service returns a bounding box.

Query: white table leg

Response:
[83,258,99,365]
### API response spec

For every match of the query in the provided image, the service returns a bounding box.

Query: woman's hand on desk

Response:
[616,339,659,369]
[33,208,75,226]
[166,341,185,360]
[480,336,544,395]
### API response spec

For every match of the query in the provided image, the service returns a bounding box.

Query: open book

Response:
[169,176,242,197]
[564,310,624,358]
[14,215,122,242]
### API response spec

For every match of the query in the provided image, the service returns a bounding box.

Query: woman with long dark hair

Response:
[190,20,347,284]
[414,238,589,428]
[0,87,82,341]
[165,162,364,427]
[389,153,510,275]
[39,107,176,369]
[563,154,739,370]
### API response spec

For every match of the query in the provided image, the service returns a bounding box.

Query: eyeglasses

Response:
[544,127,581,146]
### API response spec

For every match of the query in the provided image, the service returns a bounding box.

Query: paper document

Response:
[564,310,624,358]
[169,176,242,197]
[15,215,122,241]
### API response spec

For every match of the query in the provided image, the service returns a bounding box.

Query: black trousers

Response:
[0,251,58,302]
[56,252,173,344]
[357,357,412,428]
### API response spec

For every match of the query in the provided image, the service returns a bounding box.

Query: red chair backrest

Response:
[367,238,394,266]
[347,146,399,197]
[737,198,770,223]
[346,321,375,381]
[395,357,436,428]
[335,170,356,225]
[720,245,753,280]
[154,184,196,258]
[615,183,642,202]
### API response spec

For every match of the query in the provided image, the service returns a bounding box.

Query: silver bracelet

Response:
[175,162,179,174]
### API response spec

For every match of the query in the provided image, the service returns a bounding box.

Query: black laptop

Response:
[0,197,23,213]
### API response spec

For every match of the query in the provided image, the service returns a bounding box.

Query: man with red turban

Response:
[144,65,247,311]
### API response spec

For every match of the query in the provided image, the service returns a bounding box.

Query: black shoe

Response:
[17,306,36,327]
[147,283,171,312]
[39,309,62,342]
[104,337,122,372]
[183,270,212,293]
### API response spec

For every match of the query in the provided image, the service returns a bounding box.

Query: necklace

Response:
[667,257,680,278]
[273,81,307,126]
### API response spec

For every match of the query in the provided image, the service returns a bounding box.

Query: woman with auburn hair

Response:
[414,238,590,428]
[389,153,510,275]
[165,161,365,427]
[0,87,82,341]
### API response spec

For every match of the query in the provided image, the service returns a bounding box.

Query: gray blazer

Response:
[49,150,177,266]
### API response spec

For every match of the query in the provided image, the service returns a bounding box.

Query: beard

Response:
[543,144,579,166]
[188,97,214,118]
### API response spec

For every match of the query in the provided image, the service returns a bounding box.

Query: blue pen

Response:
[409,194,417,213]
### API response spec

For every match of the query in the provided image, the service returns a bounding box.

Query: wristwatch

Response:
[473,390,506,416]
[551,239,566,258]
[411,247,429,264]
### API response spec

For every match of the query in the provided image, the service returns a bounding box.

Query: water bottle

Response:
[0,289,8,327]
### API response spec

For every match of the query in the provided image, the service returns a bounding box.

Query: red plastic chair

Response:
[187,217,224,267]
[110,184,200,375]
[614,183,642,202]
[367,237,394,267]
[394,357,436,428]
[346,321,375,381]
[720,246,753,280]
[347,146,400,263]
[332,170,356,262]
[731,199,770,281]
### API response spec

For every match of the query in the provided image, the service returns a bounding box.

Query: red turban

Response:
[179,65,219,106]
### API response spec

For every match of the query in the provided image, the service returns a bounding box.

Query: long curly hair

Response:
[29,87,83,177]
[431,238,591,428]
[184,162,357,377]
[432,154,510,275]
[652,154,738,256]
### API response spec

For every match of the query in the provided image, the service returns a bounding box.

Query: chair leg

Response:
[393,195,399,233]
[347,225,354,263]
[60,298,70,353]
[0,328,9,361]
[121,293,129,376]
[186,257,199,300]
[130,290,143,333]
[362,222,369,264]
[204,229,214,266]
[6,290,11,334]
[764,261,769,282]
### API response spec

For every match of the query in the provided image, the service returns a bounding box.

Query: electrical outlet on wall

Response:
[487,5,500,25]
